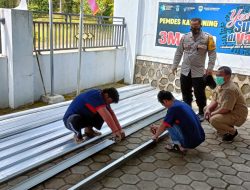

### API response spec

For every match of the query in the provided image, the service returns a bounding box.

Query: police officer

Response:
[172,18,216,122]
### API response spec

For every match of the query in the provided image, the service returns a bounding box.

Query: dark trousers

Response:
[65,113,104,133]
[180,72,206,114]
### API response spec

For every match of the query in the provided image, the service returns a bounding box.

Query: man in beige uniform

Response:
[205,66,248,141]
[172,18,217,122]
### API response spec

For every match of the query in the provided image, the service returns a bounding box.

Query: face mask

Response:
[190,27,201,35]
[215,76,224,86]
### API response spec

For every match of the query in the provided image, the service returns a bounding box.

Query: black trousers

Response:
[65,113,104,133]
[180,72,206,114]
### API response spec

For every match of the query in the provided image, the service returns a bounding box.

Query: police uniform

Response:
[209,81,248,134]
[172,31,216,115]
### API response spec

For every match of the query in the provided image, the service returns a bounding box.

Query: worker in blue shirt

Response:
[63,88,125,143]
[151,90,205,153]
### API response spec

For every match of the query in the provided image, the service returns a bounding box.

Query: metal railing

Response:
[33,12,125,52]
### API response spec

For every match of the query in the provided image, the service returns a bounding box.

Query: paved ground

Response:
[1,112,250,190]
[89,114,250,190]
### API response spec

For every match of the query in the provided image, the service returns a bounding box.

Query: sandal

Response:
[165,143,187,154]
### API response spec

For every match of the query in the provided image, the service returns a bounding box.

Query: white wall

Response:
[1,9,34,108]
[138,0,250,74]
[0,56,8,108]
[114,0,142,84]
[33,49,125,101]
[0,48,125,108]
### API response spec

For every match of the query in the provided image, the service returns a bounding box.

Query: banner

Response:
[155,3,250,56]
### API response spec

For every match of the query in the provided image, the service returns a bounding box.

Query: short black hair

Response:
[103,87,119,103]
[191,18,202,24]
[218,66,232,76]
[157,90,174,104]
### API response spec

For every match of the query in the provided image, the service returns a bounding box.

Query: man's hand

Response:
[150,125,158,135]
[206,69,213,75]
[204,109,211,121]
[113,131,122,143]
[113,130,126,143]
[120,130,126,139]
[150,125,159,142]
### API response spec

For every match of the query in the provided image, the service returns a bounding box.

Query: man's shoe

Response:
[74,134,84,143]
[84,128,102,138]
[197,113,205,122]
[222,130,238,141]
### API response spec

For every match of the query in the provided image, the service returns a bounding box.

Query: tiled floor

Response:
[1,114,250,190]
[89,115,250,190]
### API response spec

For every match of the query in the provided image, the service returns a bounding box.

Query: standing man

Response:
[151,91,205,153]
[205,66,248,141]
[63,87,125,143]
[172,18,217,122]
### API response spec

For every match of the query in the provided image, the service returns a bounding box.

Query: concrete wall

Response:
[134,56,250,107]
[114,0,142,84]
[0,9,34,108]
[0,48,125,108]
[0,56,8,108]
[33,49,125,101]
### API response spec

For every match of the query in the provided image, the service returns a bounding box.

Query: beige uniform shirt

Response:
[213,81,248,125]
[172,31,216,78]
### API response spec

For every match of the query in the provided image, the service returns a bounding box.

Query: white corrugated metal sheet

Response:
[0,84,181,183]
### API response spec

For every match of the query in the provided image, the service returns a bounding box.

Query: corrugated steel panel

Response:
[11,111,167,190]
[0,85,181,183]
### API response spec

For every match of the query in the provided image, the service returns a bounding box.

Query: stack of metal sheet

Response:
[0,84,181,183]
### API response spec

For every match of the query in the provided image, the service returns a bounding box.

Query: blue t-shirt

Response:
[63,89,107,123]
[163,100,205,148]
